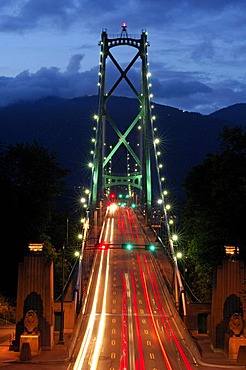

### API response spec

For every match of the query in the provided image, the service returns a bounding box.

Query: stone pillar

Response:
[210,257,246,352]
[15,252,54,351]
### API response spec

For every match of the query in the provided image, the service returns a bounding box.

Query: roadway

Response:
[0,205,240,370]
[71,204,197,370]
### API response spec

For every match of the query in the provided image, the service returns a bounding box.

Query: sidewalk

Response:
[0,327,70,365]
[191,331,246,368]
[0,326,245,368]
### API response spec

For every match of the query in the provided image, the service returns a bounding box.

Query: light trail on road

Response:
[73,249,105,370]
[141,269,173,370]
[130,270,146,370]
[72,206,197,370]
[90,249,110,369]
[125,272,136,370]
[73,210,113,370]
[119,274,128,370]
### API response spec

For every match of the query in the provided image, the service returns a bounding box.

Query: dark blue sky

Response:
[1,0,246,114]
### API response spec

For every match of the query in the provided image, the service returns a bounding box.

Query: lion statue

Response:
[229,313,244,337]
[23,310,39,335]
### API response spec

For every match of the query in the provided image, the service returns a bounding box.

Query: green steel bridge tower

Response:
[90,24,156,223]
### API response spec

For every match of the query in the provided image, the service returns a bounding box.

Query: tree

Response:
[0,142,69,298]
[181,126,246,301]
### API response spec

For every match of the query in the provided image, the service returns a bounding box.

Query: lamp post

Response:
[59,217,68,344]
[58,242,65,344]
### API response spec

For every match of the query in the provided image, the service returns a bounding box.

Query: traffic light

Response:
[109,193,116,201]
[122,243,134,251]
[96,242,109,250]
[145,244,156,252]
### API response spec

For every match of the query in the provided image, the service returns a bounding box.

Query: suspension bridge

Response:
[66,24,200,370]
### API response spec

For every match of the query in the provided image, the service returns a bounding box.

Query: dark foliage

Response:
[181,126,246,301]
[0,142,69,298]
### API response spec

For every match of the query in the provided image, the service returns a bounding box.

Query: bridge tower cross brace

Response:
[91,26,154,223]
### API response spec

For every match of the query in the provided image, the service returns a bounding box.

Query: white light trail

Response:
[90,249,110,369]
[73,250,105,370]
[110,218,114,242]
[104,217,111,241]
[73,211,114,370]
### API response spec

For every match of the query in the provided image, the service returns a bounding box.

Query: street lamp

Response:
[172,234,178,242]
[74,250,80,258]
[176,251,183,259]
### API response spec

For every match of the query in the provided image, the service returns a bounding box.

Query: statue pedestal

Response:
[227,336,246,359]
[20,334,41,357]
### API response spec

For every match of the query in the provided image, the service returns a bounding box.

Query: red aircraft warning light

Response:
[122,22,127,30]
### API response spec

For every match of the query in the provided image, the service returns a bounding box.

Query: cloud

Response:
[157,79,212,98]
[0,1,246,114]
[154,78,246,115]
[1,0,245,34]
[66,54,84,73]
[0,0,78,32]
[191,41,215,62]
[0,56,98,107]
[0,54,245,115]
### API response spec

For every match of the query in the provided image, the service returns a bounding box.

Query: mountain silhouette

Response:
[1,96,245,199]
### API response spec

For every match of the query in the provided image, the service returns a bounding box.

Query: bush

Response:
[0,294,16,323]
